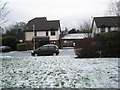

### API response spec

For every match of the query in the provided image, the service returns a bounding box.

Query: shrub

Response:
[75,31,120,58]
[75,44,101,58]
[17,43,27,51]
[102,31,120,57]
[2,36,17,50]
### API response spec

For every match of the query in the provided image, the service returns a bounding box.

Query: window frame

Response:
[51,31,55,36]
[101,27,105,32]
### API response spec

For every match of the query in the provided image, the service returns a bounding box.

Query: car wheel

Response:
[53,53,57,56]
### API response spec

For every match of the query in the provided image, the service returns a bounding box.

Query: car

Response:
[31,44,59,56]
[0,46,11,52]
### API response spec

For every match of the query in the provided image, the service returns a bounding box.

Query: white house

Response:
[91,16,120,37]
[24,17,61,49]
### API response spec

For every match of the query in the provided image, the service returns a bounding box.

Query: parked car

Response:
[31,44,59,56]
[0,46,11,52]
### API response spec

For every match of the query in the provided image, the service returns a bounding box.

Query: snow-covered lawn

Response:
[0,56,119,88]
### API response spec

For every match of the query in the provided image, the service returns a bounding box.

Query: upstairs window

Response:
[46,31,48,36]
[51,31,55,36]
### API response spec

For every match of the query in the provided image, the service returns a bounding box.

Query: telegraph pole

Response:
[33,24,35,50]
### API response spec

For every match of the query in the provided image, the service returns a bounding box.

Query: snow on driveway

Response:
[1,56,119,88]
[1,47,76,57]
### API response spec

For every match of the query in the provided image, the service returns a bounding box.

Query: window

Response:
[46,31,48,36]
[51,31,55,36]
[101,27,105,32]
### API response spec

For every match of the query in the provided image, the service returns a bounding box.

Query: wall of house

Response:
[92,21,99,37]
[99,27,108,33]
[110,27,118,31]
[92,21,119,37]
[25,29,61,49]
[50,30,60,40]
[37,31,46,36]
[25,30,60,41]
[25,32,34,41]
[37,30,60,40]
[99,27,118,33]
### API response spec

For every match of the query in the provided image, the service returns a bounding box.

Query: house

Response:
[61,33,87,47]
[91,16,120,37]
[24,17,61,49]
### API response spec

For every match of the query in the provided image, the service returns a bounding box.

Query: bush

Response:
[2,36,17,51]
[17,43,27,51]
[75,44,101,58]
[101,31,120,57]
[75,31,120,58]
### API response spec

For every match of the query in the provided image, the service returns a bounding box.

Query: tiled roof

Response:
[25,17,60,31]
[93,16,120,28]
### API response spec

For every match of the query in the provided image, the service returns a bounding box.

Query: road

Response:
[0,47,76,57]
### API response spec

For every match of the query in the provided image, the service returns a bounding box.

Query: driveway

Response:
[1,47,76,57]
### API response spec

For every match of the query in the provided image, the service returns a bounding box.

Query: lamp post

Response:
[33,24,35,50]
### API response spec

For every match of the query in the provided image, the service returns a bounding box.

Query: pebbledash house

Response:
[24,17,61,49]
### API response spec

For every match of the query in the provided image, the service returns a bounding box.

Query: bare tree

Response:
[4,22,26,41]
[0,0,9,25]
[108,0,120,16]
[107,0,120,30]
[79,20,92,38]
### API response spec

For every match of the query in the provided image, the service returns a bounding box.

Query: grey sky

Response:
[4,0,111,30]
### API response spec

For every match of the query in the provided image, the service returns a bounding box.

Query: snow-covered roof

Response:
[61,33,87,40]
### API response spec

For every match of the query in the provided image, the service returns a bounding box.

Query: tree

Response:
[4,22,26,41]
[107,0,120,30]
[108,0,120,16]
[0,0,10,25]
[68,28,77,34]
[0,26,4,36]
[79,20,92,38]
[61,27,68,34]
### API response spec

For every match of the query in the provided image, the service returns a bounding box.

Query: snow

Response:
[61,34,87,40]
[0,56,119,88]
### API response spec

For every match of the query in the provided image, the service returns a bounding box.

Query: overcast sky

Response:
[3,0,112,30]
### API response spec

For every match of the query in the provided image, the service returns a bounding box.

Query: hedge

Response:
[2,36,17,50]
[17,43,27,51]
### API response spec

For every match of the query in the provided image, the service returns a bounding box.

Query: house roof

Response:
[61,34,87,40]
[25,17,61,31]
[93,16,120,28]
